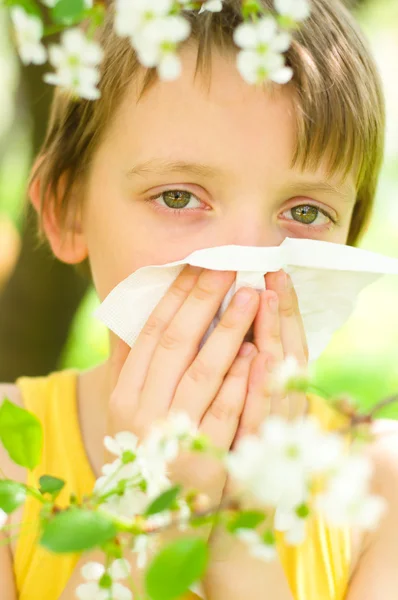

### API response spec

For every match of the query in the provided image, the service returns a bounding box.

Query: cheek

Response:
[83,202,204,299]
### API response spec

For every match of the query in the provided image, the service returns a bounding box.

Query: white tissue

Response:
[95,238,398,362]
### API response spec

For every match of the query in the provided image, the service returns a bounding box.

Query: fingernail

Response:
[267,293,278,313]
[234,288,254,308]
[238,342,254,357]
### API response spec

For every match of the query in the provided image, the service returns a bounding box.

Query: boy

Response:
[1,1,398,598]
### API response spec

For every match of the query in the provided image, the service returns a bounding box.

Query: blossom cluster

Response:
[0,355,389,600]
[8,0,311,100]
[94,412,198,570]
[67,357,386,598]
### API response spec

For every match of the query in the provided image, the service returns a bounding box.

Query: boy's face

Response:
[80,46,356,301]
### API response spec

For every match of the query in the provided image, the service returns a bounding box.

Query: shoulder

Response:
[356,419,398,556]
[367,419,398,500]
[0,384,26,483]
[0,383,22,407]
[368,419,398,479]
[346,420,398,596]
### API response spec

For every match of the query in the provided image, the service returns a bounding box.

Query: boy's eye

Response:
[152,190,201,210]
[282,204,333,226]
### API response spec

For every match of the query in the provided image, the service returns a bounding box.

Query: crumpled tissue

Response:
[95,238,398,362]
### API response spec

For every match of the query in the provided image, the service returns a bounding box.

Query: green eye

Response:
[162,190,192,209]
[291,205,319,224]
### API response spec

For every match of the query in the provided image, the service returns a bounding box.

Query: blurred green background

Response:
[0,0,397,415]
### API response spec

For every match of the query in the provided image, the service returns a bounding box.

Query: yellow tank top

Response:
[13,370,351,600]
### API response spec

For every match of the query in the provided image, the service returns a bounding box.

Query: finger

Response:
[109,337,131,393]
[265,270,308,366]
[200,342,258,449]
[114,264,202,396]
[134,269,238,430]
[168,287,260,423]
[253,290,284,361]
[108,266,203,434]
[286,390,309,420]
[233,351,272,445]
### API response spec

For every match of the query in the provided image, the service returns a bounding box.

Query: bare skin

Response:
[1,45,398,599]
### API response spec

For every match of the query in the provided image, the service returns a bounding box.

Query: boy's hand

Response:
[203,272,308,600]
[235,270,309,443]
[107,265,260,528]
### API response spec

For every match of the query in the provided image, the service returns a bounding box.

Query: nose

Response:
[215,209,284,248]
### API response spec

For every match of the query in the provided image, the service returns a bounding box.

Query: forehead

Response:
[101,46,353,192]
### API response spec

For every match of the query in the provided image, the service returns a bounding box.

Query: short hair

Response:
[31,0,385,247]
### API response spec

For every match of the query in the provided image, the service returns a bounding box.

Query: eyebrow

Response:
[125,159,220,180]
[283,181,356,204]
[125,159,356,203]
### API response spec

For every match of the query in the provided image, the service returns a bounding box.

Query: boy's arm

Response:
[347,421,398,599]
[0,535,17,600]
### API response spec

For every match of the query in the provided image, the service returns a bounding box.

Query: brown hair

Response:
[32,0,385,248]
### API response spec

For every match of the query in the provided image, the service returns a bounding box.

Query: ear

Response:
[29,159,88,264]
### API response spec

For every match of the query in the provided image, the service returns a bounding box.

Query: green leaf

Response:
[39,475,65,498]
[40,509,117,553]
[0,481,26,514]
[145,537,208,600]
[4,0,42,18]
[51,0,85,25]
[145,485,181,517]
[227,510,265,533]
[0,399,43,470]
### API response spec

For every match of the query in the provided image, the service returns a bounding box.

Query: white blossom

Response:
[0,509,7,529]
[237,50,293,85]
[41,0,93,7]
[274,506,308,545]
[199,0,223,14]
[96,420,184,521]
[132,534,159,569]
[132,15,191,80]
[114,0,174,38]
[233,16,293,85]
[271,355,309,393]
[43,28,103,100]
[176,499,191,531]
[101,487,149,521]
[274,0,311,22]
[77,560,132,600]
[227,415,344,511]
[11,7,47,66]
[236,529,277,561]
[317,455,387,530]
[104,431,139,458]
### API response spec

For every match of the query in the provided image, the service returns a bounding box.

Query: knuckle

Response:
[192,279,217,302]
[218,312,240,331]
[170,276,194,299]
[187,356,215,383]
[141,314,167,339]
[159,327,185,351]
[267,327,281,343]
[237,423,259,439]
[208,397,241,424]
[279,302,295,318]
